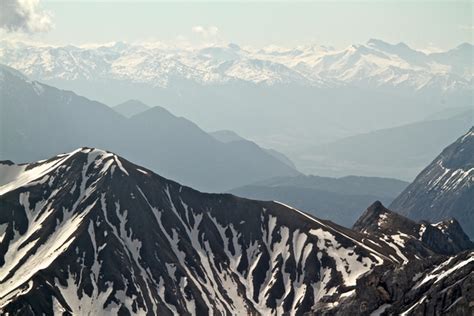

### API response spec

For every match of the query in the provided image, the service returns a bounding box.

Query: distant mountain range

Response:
[1,39,472,161]
[110,104,298,170]
[1,36,473,316]
[0,147,472,315]
[1,39,471,91]
[297,110,473,180]
[0,64,298,192]
[390,127,474,238]
[229,175,408,227]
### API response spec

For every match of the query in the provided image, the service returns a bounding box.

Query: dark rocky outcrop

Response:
[354,201,473,258]
[333,250,473,316]
[0,149,472,315]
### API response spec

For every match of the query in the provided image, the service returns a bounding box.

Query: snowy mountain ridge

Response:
[1,39,472,91]
[0,148,472,315]
[390,127,474,238]
[0,148,390,314]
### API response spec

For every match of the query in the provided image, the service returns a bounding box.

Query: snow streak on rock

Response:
[0,148,472,315]
[0,148,398,315]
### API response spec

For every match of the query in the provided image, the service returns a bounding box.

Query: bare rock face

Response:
[334,251,474,316]
[354,201,473,260]
[0,148,472,315]
[0,148,402,315]
[390,127,474,239]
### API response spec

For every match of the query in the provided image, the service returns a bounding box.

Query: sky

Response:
[1,0,473,50]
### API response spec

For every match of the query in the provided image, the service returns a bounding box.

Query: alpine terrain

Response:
[1,39,471,92]
[1,2,472,315]
[390,127,474,238]
[1,39,471,170]
[0,64,299,192]
[0,148,472,315]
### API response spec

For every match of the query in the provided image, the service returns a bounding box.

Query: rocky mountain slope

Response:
[0,64,298,192]
[354,201,473,263]
[335,250,473,315]
[390,127,474,238]
[0,148,472,315]
[326,201,473,315]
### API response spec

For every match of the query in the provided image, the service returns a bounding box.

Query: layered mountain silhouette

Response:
[299,111,473,180]
[1,38,473,315]
[113,99,152,118]
[229,175,408,227]
[0,64,298,192]
[1,40,471,168]
[210,130,297,169]
[0,148,472,315]
[390,127,474,238]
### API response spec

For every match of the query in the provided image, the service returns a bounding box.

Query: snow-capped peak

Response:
[0,148,472,315]
[0,148,397,314]
[0,39,471,91]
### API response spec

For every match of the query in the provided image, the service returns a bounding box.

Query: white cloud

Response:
[191,25,219,37]
[0,0,53,33]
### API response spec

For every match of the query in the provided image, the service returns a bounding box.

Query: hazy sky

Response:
[3,0,473,50]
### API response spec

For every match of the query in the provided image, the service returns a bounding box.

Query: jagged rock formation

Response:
[333,250,473,316]
[354,201,473,261]
[0,148,398,315]
[0,149,472,315]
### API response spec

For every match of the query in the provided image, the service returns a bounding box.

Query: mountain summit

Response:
[113,99,152,118]
[354,201,473,260]
[0,148,472,315]
[0,148,390,314]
